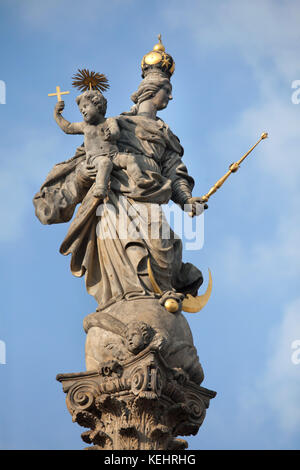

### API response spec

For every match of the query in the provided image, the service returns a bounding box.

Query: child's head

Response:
[76,90,107,123]
[124,321,154,354]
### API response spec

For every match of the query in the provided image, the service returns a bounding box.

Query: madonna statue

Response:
[34,37,212,393]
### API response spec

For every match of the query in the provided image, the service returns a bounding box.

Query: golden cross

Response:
[158,33,162,44]
[48,86,70,102]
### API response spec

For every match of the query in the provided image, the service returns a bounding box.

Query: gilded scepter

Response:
[195,132,268,209]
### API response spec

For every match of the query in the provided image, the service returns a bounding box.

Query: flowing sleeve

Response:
[161,126,194,208]
[33,147,87,225]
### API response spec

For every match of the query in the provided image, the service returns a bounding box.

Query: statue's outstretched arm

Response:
[54,100,84,135]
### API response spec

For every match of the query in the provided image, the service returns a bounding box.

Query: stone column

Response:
[57,347,216,450]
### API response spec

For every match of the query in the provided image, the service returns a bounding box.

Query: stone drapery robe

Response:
[34,114,203,309]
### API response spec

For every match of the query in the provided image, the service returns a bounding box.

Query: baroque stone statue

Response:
[34,36,216,450]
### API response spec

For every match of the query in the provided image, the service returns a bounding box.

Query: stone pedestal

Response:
[57,347,216,450]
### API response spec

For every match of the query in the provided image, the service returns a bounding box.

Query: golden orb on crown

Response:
[141,34,175,79]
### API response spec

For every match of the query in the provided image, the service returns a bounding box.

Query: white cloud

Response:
[222,97,300,193]
[15,0,134,34]
[163,1,300,292]
[209,95,300,292]
[239,299,300,438]
[213,198,300,294]
[165,1,300,189]
[164,0,300,80]
[264,298,300,431]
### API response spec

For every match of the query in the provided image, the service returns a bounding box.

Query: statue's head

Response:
[124,321,154,354]
[76,90,107,123]
[126,36,174,115]
[131,75,172,112]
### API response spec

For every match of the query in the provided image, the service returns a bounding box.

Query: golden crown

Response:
[141,35,175,79]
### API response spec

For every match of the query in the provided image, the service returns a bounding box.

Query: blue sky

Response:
[0,0,300,450]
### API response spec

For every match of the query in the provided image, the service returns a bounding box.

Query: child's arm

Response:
[54,101,84,135]
[104,117,120,142]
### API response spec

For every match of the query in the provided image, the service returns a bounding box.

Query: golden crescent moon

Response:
[182,269,212,313]
[147,258,212,313]
[147,257,163,295]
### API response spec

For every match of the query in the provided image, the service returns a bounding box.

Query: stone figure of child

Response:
[54,90,144,198]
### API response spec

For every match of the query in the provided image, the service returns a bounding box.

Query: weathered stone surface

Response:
[84,298,205,386]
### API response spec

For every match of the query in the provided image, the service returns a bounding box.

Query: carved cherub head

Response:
[124,321,154,355]
[76,90,107,123]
